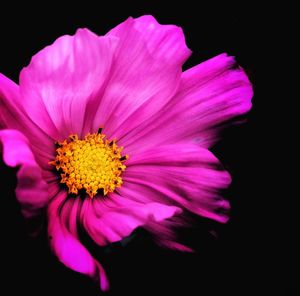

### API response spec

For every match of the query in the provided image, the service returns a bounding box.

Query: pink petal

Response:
[48,191,109,291]
[0,73,54,169]
[19,29,118,140]
[81,194,181,246]
[119,53,253,153]
[0,73,20,129]
[0,129,50,217]
[92,15,191,139]
[122,144,232,223]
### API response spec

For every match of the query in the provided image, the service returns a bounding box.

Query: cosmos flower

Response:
[0,15,253,291]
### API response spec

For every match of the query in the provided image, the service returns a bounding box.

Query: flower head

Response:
[0,15,253,291]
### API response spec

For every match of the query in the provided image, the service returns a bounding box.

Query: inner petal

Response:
[50,129,128,197]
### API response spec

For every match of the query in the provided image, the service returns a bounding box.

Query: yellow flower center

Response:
[50,130,128,198]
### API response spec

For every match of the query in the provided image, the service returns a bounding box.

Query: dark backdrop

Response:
[0,2,272,295]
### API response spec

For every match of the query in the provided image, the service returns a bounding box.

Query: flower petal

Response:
[122,144,231,223]
[120,53,253,153]
[0,73,20,129]
[81,194,181,246]
[48,191,109,291]
[19,29,118,140]
[0,129,50,217]
[0,73,54,169]
[93,15,191,139]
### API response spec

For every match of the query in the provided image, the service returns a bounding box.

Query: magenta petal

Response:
[93,16,191,139]
[0,73,20,129]
[122,144,231,223]
[0,129,50,217]
[119,15,190,66]
[0,73,54,168]
[19,29,118,140]
[48,191,109,291]
[81,195,181,246]
[119,53,253,153]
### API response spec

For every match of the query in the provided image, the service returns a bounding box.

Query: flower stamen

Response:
[50,131,128,198]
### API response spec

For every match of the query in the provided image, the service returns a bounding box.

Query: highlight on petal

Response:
[19,29,118,140]
[0,129,50,217]
[123,144,231,223]
[81,195,181,246]
[119,53,253,153]
[93,15,191,140]
[48,192,109,291]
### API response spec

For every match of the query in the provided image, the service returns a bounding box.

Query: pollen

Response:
[49,131,128,198]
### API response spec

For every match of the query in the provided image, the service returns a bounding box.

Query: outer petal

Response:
[0,73,55,169]
[81,194,181,246]
[0,73,20,129]
[122,144,232,223]
[48,191,109,291]
[120,53,253,153]
[93,15,191,139]
[0,129,50,217]
[19,29,118,140]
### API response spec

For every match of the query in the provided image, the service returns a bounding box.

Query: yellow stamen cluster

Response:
[50,132,128,198]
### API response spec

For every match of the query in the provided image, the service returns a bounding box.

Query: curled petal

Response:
[0,129,50,217]
[0,73,54,169]
[81,195,181,246]
[48,192,109,291]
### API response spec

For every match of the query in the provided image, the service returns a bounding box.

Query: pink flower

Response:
[0,15,253,291]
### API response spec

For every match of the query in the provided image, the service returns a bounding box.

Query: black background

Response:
[0,2,278,295]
